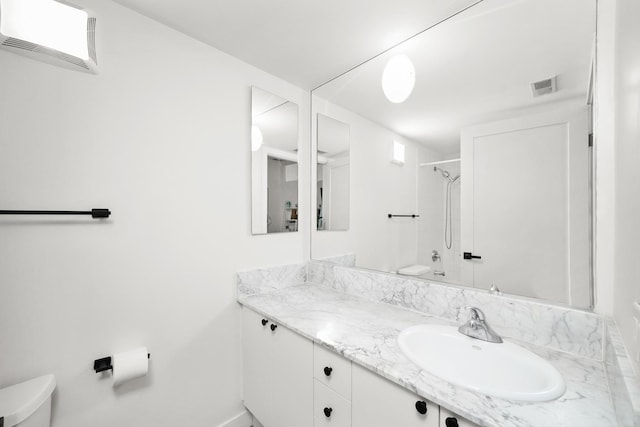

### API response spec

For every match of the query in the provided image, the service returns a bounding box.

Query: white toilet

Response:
[397,264,432,276]
[0,375,56,427]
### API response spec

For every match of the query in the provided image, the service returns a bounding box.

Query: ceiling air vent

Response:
[530,76,557,97]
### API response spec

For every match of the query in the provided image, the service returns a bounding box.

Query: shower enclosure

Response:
[417,158,462,283]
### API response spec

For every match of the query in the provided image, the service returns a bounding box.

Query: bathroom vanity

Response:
[237,262,623,427]
[242,306,474,427]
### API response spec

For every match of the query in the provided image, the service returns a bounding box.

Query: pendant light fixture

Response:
[382,54,415,103]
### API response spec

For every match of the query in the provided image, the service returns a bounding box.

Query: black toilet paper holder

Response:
[93,353,150,373]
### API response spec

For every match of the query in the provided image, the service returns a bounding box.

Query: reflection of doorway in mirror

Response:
[267,157,298,233]
[317,165,324,230]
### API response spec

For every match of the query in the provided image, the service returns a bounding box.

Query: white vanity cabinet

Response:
[242,308,313,427]
[242,307,478,427]
[351,363,439,427]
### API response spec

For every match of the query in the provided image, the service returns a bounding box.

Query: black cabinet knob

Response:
[324,366,333,376]
[445,417,459,427]
[270,323,278,331]
[261,319,268,326]
[323,407,333,418]
[415,400,428,415]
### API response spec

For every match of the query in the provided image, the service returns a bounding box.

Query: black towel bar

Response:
[0,209,111,218]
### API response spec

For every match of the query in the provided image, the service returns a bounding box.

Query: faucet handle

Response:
[463,306,485,321]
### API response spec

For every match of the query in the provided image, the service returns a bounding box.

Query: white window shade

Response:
[0,0,97,73]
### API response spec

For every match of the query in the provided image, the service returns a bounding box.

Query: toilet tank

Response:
[0,375,56,427]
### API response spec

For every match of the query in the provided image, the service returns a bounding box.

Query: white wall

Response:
[311,98,421,273]
[613,0,640,372]
[594,0,617,316]
[0,1,309,426]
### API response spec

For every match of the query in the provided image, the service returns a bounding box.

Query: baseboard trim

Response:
[217,410,252,427]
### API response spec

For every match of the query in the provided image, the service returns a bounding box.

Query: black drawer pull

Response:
[415,400,428,415]
[323,407,333,418]
[270,324,278,331]
[324,366,333,376]
[445,417,459,427]
[261,319,268,326]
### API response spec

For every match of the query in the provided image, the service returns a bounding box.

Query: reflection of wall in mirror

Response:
[317,113,350,232]
[313,100,421,273]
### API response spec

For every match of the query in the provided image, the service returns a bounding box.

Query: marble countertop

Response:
[238,284,617,427]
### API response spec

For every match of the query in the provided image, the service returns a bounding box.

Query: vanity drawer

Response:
[314,344,352,399]
[314,380,352,427]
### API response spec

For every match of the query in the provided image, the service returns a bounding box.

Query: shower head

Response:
[434,166,460,183]
[433,166,450,179]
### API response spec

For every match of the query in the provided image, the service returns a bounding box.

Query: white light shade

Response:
[392,141,405,165]
[382,54,416,103]
[0,0,97,73]
[251,125,263,151]
[1,0,89,58]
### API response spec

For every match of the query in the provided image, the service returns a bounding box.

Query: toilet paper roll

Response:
[112,347,148,386]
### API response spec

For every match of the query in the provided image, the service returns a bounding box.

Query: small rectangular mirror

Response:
[316,113,350,231]
[251,87,299,234]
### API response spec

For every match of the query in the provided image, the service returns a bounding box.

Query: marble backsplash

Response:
[237,262,307,298]
[308,260,603,361]
[319,253,356,267]
[605,318,640,426]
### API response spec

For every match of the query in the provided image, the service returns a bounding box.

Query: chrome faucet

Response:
[458,307,503,343]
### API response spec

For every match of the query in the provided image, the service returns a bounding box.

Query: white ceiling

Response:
[314,0,596,155]
[111,0,481,89]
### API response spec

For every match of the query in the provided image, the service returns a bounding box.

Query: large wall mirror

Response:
[311,0,596,308]
[252,87,299,234]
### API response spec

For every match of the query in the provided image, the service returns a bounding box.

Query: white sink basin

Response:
[398,324,566,401]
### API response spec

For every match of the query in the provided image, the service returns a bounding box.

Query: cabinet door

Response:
[242,308,274,425]
[242,308,314,427]
[270,317,314,427]
[352,364,439,427]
